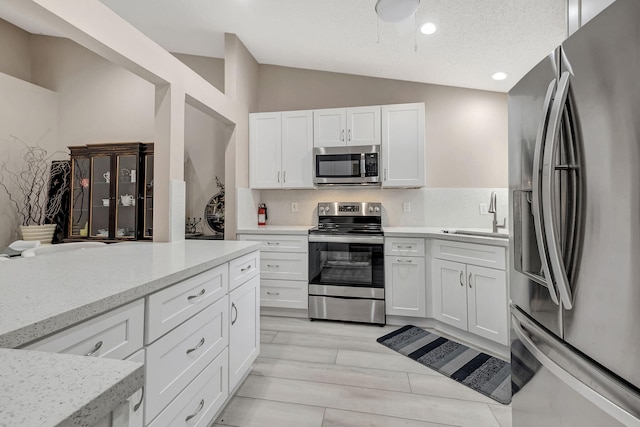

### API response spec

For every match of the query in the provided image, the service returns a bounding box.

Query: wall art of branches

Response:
[0,134,69,226]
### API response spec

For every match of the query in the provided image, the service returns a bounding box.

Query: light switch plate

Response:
[291,202,298,213]
[479,203,489,215]
[403,202,411,213]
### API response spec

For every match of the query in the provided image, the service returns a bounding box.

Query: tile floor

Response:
[214,316,512,427]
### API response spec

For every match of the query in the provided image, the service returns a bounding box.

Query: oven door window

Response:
[309,242,384,287]
[316,154,361,178]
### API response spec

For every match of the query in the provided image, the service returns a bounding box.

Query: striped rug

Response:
[377,325,511,404]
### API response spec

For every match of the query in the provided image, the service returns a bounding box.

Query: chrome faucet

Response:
[488,191,506,233]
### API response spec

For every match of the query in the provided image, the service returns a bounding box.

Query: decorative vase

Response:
[20,224,57,245]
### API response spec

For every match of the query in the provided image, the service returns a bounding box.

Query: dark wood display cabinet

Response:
[68,142,154,241]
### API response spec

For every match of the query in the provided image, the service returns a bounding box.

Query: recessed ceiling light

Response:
[491,72,509,81]
[420,22,437,35]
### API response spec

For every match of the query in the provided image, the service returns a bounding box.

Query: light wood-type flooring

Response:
[214,315,512,427]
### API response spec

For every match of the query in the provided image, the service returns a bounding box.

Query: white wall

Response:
[0,72,58,248]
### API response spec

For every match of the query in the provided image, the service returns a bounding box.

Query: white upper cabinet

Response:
[381,103,426,188]
[313,106,381,147]
[250,110,313,189]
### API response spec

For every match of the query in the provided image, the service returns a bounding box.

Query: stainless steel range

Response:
[308,202,385,325]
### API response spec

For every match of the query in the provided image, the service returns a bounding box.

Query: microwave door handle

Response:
[360,153,366,177]
[532,78,560,305]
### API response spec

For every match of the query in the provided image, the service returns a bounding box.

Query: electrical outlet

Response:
[291,201,298,213]
[403,201,411,213]
[479,203,489,215]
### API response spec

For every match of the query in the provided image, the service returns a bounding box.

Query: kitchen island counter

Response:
[0,240,261,427]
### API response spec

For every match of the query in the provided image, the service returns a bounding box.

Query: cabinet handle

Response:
[283,171,286,183]
[348,129,352,141]
[277,171,280,183]
[186,337,205,355]
[266,264,280,268]
[241,264,252,272]
[384,169,387,181]
[469,273,473,288]
[266,242,280,245]
[185,399,205,422]
[396,259,413,263]
[397,245,413,249]
[187,289,206,301]
[341,130,345,141]
[267,291,280,296]
[459,271,464,287]
[85,340,103,357]
[231,302,238,325]
[133,387,144,412]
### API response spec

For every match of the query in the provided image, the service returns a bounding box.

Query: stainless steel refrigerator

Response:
[508,0,640,424]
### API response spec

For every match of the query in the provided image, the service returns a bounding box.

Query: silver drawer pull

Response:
[267,291,280,296]
[85,340,103,357]
[185,399,205,422]
[133,387,144,412]
[266,264,280,268]
[187,289,206,301]
[459,271,464,287]
[397,245,413,249]
[240,264,252,272]
[397,259,413,263]
[186,337,205,355]
[266,241,280,245]
[469,273,473,288]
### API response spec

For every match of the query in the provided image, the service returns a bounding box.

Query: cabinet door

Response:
[381,103,425,188]
[115,154,139,240]
[250,112,282,188]
[142,154,154,239]
[91,155,113,237]
[229,275,260,391]
[385,256,426,317]
[70,157,91,238]
[313,108,346,147]
[111,349,145,427]
[466,265,508,345]
[347,106,381,146]
[432,258,467,330]
[281,110,314,188]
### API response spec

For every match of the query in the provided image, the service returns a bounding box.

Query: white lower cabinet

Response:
[148,348,228,427]
[431,239,508,345]
[385,237,426,317]
[229,274,260,391]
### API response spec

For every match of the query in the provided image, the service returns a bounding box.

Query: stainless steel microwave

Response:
[313,145,380,186]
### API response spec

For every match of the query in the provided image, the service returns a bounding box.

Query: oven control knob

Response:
[374,207,380,212]
[369,207,374,212]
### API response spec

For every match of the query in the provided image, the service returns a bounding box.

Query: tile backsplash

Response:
[237,187,509,230]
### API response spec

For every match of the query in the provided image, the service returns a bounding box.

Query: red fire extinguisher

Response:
[258,203,267,226]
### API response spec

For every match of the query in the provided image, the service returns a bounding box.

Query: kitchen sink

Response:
[451,230,509,239]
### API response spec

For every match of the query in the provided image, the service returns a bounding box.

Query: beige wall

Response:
[0,19,31,82]
[173,53,225,93]
[257,65,508,188]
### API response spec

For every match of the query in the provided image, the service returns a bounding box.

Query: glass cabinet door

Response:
[143,155,154,239]
[91,156,111,238]
[70,157,91,237]
[115,154,138,239]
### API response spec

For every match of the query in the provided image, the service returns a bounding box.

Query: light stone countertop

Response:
[0,348,144,427]
[0,240,261,427]
[237,225,312,235]
[383,227,510,247]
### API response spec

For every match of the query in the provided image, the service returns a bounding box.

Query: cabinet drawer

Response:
[432,239,505,270]
[146,264,228,343]
[261,279,308,309]
[385,237,425,257]
[145,297,228,422]
[260,252,307,281]
[229,250,260,291]
[24,299,144,361]
[149,348,228,427]
[238,234,308,253]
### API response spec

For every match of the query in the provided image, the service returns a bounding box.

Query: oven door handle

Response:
[309,235,384,244]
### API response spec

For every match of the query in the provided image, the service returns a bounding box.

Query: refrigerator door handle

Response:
[541,71,576,309]
[512,306,640,426]
[531,79,560,305]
